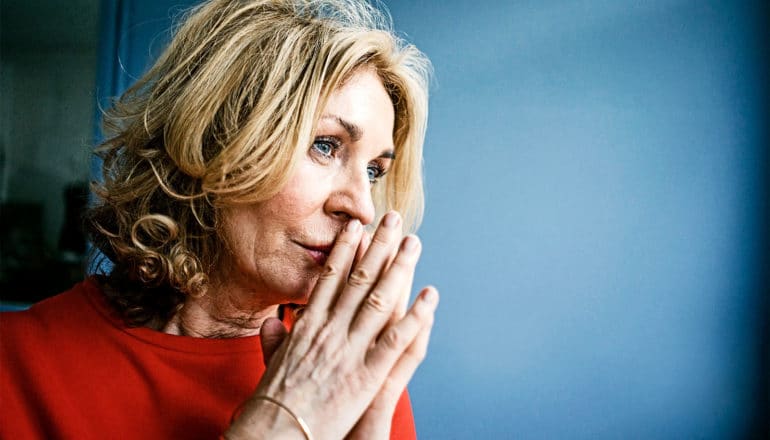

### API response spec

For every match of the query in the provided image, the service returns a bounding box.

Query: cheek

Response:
[219,161,331,260]
[270,166,329,218]
[220,188,319,257]
[218,210,259,263]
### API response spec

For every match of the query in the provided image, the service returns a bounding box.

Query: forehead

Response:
[320,68,395,150]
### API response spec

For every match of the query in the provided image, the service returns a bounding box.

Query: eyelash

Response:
[310,137,340,160]
[367,162,386,184]
[310,137,388,184]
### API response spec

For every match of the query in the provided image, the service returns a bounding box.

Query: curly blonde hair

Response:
[86,0,431,326]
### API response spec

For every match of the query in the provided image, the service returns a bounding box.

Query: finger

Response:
[348,235,421,342]
[353,320,433,439]
[364,286,438,376]
[351,230,372,276]
[333,211,402,320]
[304,219,363,315]
[381,232,407,324]
[361,227,406,328]
[259,317,289,367]
[358,228,405,335]
[391,242,412,323]
[356,230,410,328]
[378,299,436,403]
[356,318,435,435]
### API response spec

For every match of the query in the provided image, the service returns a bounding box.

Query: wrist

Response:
[225,397,309,440]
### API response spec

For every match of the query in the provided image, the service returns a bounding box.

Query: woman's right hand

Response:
[225,211,438,440]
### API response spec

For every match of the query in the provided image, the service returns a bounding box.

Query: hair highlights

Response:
[86,0,430,326]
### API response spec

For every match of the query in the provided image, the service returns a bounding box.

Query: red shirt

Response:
[0,279,416,439]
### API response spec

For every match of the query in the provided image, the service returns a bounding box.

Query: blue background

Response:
[387,1,768,438]
[97,1,768,438]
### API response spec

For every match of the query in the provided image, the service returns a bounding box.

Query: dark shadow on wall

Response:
[0,182,89,303]
[0,0,99,304]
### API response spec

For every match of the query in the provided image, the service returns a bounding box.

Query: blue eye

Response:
[367,164,385,184]
[311,140,335,157]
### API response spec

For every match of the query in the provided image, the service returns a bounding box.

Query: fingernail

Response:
[346,219,361,232]
[401,235,419,253]
[421,287,437,304]
[383,211,400,228]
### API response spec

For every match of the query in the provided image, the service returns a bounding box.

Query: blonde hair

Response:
[87,0,431,325]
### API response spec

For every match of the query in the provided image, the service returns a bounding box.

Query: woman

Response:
[0,0,437,439]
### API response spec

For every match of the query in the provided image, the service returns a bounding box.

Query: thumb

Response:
[259,317,288,366]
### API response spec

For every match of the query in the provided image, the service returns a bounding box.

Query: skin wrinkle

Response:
[163,294,280,338]
[322,114,362,142]
[165,68,394,338]
[323,114,396,165]
[85,21,435,440]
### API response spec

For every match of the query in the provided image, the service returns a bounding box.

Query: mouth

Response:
[296,241,334,266]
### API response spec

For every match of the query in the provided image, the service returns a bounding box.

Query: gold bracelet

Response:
[254,395,313,440]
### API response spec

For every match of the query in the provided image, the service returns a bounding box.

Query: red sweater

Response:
[0,279,416,439]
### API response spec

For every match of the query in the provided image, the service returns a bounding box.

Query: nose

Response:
[325,166,376,226]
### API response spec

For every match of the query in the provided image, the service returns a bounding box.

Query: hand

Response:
[344,292,435,440]
[259,228,435,440]
[259,299,434,440]
[346,228,432,440]
[225,212,438,440]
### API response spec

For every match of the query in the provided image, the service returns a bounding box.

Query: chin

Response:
[294,280,319,304]
[272,274,319,306]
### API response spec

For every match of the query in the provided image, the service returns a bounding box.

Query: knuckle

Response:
[347,267,373,287]
[319,263,341,280]
[394,247,418,266]
[371,230,393,246]
[365,289,391,314]
[381,327,402,349]
[292,316,310,334]
[391,255,416,271]
[336,235,358,247]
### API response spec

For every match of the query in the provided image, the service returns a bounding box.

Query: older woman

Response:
[0,0,437,439]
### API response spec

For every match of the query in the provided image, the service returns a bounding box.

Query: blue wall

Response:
[387,1,768,438]
[96,1,768,438]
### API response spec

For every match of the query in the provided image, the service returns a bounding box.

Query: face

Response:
[213,68,396,306]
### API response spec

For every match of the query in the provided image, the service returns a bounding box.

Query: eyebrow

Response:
[321,114,362,142]
[379,150,396,160]
[320,113,396,160]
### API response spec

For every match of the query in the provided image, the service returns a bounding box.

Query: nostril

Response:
[332,211,351,222]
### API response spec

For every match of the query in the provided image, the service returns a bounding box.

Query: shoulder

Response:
[0,278,126,398]
[1,278,110,350]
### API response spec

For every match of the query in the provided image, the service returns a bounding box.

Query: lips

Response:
[298,242,334,266]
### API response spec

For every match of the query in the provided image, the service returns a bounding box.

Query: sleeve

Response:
[390,389,417,440]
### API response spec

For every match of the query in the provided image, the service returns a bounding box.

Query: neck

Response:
[161,286,280,338]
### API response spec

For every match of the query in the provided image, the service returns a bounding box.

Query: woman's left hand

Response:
[260,304,432,440]
[343,229,431,440]
[259,229,435,440]
[343,297,434,439]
